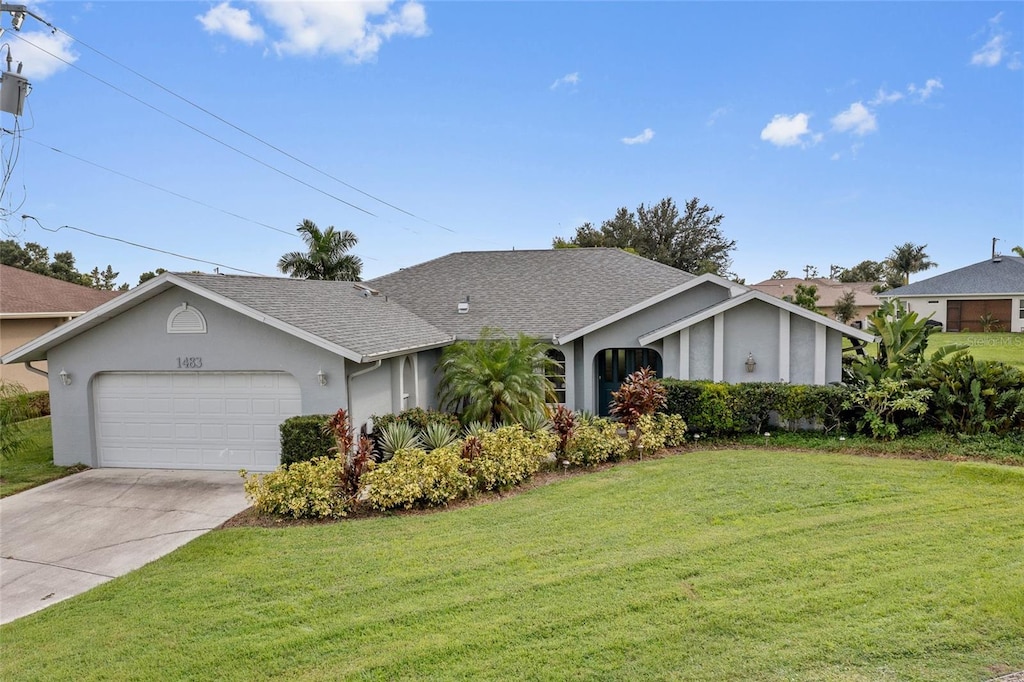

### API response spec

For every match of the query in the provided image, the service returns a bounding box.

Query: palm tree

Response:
[277,219,362,281]
[437,330,557,426]
[1013,245,1024,257]
[886,242,937,286]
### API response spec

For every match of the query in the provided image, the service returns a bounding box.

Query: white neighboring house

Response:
[879,256,1024,333]
[2,248,874,472]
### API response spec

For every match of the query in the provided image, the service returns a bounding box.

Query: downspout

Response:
[346,360,383,434]
[23,361,48,379]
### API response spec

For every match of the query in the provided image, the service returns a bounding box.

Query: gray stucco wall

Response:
[688,319,715,380]
[789,315,816,384]
[723,300,781,383]
[46,286,358,467]
[578,281,730,412]
[826,329,843,384]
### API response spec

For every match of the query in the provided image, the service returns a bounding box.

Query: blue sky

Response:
[1,1,1021,287]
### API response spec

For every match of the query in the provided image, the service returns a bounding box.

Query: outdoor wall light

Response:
[745,353,757,373]
[317,369,327,387]
[59,368,71,386]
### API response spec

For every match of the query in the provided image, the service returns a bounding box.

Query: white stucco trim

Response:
[678,328,689,380]
[713,313,724,382]
[814,324,826,385]
[0,311,85,319]
[554,273,741,345]
[778,309,790,383]
[637,290,876,346]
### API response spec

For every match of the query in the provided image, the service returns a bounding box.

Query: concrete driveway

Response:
[1,469,249,624]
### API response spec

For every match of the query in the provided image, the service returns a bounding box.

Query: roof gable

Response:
[2,273,453,365]
[881,257,1024,297]
[0,265,121,317]
[638,290,876,345]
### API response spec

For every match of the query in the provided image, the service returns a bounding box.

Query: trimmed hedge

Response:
[661,380,851,436]
[279,414,334,466]
[0,390,49,423]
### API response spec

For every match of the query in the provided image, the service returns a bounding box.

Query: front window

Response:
[546,349,566,404]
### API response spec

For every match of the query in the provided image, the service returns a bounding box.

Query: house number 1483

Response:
[177,357,203,369]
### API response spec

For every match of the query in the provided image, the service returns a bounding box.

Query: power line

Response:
[22,137,295,237]
[57,27,456,234]
[11,32,381,220]
[20,214,271,276]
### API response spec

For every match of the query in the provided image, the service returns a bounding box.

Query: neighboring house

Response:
[2,248,874,472]
[0,264,121,391]
[878,255,1024,333]
[750,278,882,329]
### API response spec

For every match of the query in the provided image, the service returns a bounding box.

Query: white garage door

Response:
[94,372,302,471]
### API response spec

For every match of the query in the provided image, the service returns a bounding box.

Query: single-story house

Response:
[2,248,874,472]
[0,264,121,391]
[750,277,882,329]
[879,255,1024,333]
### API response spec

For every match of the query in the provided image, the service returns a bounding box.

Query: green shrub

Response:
[0,381,29,459]
[652,413,688,447]
[241,456,351,519]
[662,380,735,435]
[916,355,1024,435]
[845,378,931,440]
[372,407,460,434]
[565,418,629,466]
[421,421,459,451]
[362,446,472,510]
[279,414,334,466]
[377,421,422,461]
[471,425,556,491]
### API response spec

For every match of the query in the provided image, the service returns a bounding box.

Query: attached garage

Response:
[94,372,301,471]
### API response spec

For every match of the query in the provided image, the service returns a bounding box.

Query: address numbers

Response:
[176,357,203,369]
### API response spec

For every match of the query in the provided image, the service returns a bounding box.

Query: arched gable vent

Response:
[167,302,207,334]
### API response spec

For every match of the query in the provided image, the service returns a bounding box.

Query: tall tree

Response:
[553,196,735,275]
[770,269,789,280]
[832,290,858,324]
[886,242,937,286]
[782,283,822,314]
[838,259,885,283]
[277,219,363,281]
[0,238,122,288]
[1013,245,1024,257]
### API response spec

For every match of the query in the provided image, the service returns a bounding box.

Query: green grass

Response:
[929,332,1024,368]
[0,417,85,497]
[2,451,1022,681]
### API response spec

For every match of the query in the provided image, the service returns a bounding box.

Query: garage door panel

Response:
[94,372,301,471]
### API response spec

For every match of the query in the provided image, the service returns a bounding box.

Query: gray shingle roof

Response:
[882,257,1024,297]
[366,248,695,339]
[174,273,452,359]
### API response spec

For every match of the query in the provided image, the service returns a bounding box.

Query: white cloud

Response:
[868,88,903,106]
[706,106,730,126]
[830,152,841,161]
[261,0,429,62]
[196,1,430,62]
[971,13,1014,68]
[13,30,77,80]
[831,101,877,136]
[621,128,655,145]
[759,113,817,147]
[197,2,265,44]
[1009,52,1023,70]
[550,72,579,90]
[907,77,943,101]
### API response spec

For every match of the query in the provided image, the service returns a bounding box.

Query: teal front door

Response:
[595,348,663,416]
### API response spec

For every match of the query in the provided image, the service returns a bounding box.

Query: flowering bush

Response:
[242,456,351,519]
[471,425,556,491]
[565,418,629,466]
[361,446,473,510]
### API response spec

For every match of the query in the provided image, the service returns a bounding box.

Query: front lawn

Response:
[0,417,86,497]
[2,450,1021,681]
[928,332,1024,368]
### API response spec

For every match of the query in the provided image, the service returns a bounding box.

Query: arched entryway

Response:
[594,348,662,416]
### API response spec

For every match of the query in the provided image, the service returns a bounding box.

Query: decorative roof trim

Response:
[554,273,744,345]
[638,290,876,345]
[166,302,207,334]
